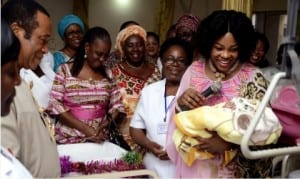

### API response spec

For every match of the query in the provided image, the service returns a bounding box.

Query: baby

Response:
[173,97,282,166]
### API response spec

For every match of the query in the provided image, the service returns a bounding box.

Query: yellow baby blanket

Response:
[173,97,282,166]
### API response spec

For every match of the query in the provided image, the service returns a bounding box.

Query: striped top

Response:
[48,64,124,144]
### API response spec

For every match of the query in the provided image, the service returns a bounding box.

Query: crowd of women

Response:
[1,0,289,178]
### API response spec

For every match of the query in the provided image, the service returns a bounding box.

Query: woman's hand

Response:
[195,130,232,154]
[148,141,170,160]
[82,124,97,137]
[85,130,106,143]
[82,125,106,143]
[177,88,206,110]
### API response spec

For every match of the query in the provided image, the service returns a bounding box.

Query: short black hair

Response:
[254,31,270,53]
[119,20,139,31]
[196,10,256,62]
[159,37,193,66]
[147,31,160,44]
[1,17,20,66]
[1,0,50,39]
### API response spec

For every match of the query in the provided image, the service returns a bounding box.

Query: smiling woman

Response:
[53,14,85,72]
[110,25,162,155]
[48,26,125,146]
[166,10,278,178]
[130,38,192,178]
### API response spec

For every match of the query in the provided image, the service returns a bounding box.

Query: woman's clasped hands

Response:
[83,124,107,143]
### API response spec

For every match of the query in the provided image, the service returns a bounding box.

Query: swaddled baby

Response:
[173,97,282,166]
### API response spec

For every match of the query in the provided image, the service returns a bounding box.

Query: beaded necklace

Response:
[208,60,239,81]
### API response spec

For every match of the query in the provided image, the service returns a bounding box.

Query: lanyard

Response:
[163,84,175,122]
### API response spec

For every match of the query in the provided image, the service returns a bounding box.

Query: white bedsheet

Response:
[57,142,127,163]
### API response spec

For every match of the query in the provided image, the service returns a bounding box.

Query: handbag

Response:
[108,119,131,151]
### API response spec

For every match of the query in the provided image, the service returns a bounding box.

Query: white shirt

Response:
[1,146,33,179]
[130,79,175,178]
[19,52,55,109]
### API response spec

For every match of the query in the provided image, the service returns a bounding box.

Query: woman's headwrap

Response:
[115,25,147,58]
[175,14,200,33]
[57,14,85,40]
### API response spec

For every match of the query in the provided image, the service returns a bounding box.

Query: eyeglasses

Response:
[163,57,187,66]
[65,30,83,38]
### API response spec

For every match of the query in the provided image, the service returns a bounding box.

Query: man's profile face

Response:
[17,11,51,70]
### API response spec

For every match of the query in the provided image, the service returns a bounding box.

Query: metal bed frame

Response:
[241,0,300,161]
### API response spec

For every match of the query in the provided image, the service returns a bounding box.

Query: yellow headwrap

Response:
[115,25,147,58]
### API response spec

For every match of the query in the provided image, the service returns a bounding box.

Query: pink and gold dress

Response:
[166,60,271,178]
[48,64,124,144]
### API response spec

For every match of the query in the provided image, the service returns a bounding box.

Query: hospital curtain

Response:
[155,0,175,44]
[73,0,89,28]
[222,0,253,18]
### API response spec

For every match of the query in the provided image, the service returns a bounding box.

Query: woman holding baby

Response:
[166,10,280,178]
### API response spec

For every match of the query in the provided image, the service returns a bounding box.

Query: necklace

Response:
[125,60,144,70]
[208,60,239,81]
[163,83,176,122]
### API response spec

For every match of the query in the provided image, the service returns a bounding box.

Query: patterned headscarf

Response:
[115,25,147,58]
[57,14,85,40]
[175,14,200,33]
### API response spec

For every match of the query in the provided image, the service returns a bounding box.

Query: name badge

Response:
[157,123,168,134]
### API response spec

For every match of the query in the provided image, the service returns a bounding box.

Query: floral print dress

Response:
[111,63,162,152]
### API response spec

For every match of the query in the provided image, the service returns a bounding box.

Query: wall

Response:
[88,0,159,48]
[253,0,287,12]
[173,0,221,23]
[253,0,300,65]
[88,0,221,48]
[36,0,298,63]
[33,0,223,51]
